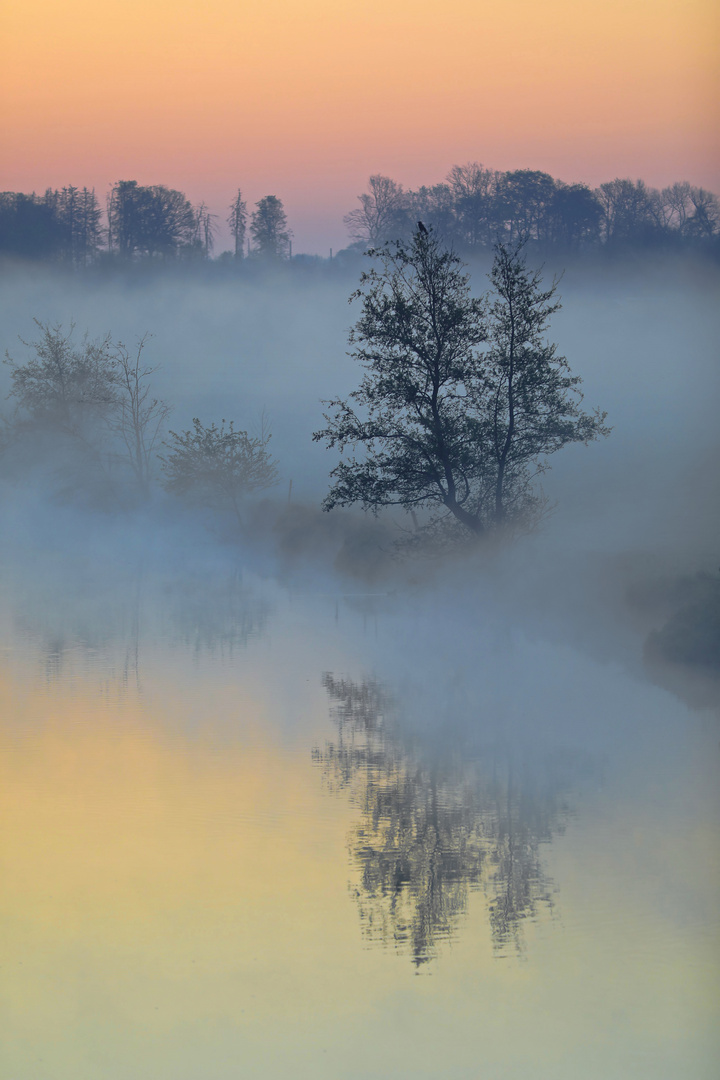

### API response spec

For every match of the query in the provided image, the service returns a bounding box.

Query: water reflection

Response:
[314,674,586,965]
[161,571,271,659]
[6,561,271,687]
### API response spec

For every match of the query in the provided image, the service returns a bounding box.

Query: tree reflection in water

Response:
[8,562,270,687]
[162,571,270,660]
[314,674,580,966]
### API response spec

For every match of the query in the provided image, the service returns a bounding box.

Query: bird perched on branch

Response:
[417,220,428,234]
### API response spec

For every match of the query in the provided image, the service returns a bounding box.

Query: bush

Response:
[161,417,279,526]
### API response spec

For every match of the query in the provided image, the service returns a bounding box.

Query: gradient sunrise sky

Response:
[2,0,718,252]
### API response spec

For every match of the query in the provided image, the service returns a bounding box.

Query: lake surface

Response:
[1,538,718,1079]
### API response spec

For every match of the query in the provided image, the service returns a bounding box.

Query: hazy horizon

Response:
[2,0,718,254]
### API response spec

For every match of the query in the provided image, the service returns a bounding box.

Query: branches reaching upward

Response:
[314,229,610,541]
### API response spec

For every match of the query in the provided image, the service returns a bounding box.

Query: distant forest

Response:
[1,165,718,267]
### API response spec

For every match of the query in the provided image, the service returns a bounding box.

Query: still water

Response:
[1,541,718,1079]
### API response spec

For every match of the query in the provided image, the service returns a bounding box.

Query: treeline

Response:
[346,167,720,254]
[0,183,291,265]
[1,164,718,266]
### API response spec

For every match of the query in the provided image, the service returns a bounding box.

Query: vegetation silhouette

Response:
[2,161,717,267]
[249,195,292,260]
[314,229,609,541]
[314,674,580,965]
[3,321,170,504]
[161,415,279,529]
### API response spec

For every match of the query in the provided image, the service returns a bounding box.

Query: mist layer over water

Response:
[0,257,718,1078]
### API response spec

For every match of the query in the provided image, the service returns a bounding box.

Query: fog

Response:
[0,251,717,709]
[2,253,717,543]
[1,253,718,1078]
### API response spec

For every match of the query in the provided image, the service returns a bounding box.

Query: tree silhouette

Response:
[250,195,292,259]
[107,181,197,258]
[344,175,410,246]
[161,416,279,526]
[3,321,170,500]
[228,189,248,258]
[314,229,609,540]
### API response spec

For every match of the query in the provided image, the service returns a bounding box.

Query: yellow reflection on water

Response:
[1,664,718,1080]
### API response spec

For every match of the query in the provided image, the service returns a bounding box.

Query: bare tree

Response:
[109,336,171,494]
[343,175,410,246]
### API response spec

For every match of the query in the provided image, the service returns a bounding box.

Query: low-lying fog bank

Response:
[0,254,718,710]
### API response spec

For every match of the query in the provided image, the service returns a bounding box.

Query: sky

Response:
[1,0,719,253]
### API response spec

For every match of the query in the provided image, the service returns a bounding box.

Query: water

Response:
[1,539,718,1079]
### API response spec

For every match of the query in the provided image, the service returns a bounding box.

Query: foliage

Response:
[250,196,292,259]
[5,320,116,436]
[0,188,102,264]
[228,189,248,258]
[345,167,720,254]
[645,572,720,670]
[107,181,200,258]
[161,417,279,524]
[314,229,609,539]
[3,321,170,498]
[314,228,488,536]
[480,243,610,527]
[1,164,717,266]
[343,175,410,246]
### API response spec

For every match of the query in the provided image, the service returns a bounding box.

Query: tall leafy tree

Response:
[445,162,500,248]
[548,184,602,250]
[249,195,292,259]
[314,228,609,540]
[4,322,171,498]
[107,181,196,258]
[595,178,658,244]
[496,170,558,244]
[43,186,103,266]
[314,228,489,536]
[481,243,609,526]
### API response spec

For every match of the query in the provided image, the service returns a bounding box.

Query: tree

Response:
[190,202,216,258]
[0,192,65,260]
[109,336,171,494]
[313,228,609,540]
[228,189,248,258]
[343,175,410,246]
[5,320,117,440]
[548,184,602,250]
[249,196,292,259]
[4,322,170,498]
[481,243,609,526]
[107,181,197,258]
[161,416,279,525]
[595,178,658,244]
[445,162,500,248]
[496,169,558,244]
[43,186,103,266]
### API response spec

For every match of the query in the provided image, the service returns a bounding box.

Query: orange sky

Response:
[1,0,718,251]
